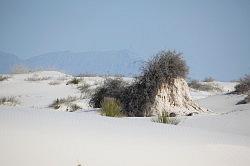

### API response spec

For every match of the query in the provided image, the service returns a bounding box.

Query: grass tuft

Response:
[101,97,123,117]
[0,96,19,106]
[151,112,180,125]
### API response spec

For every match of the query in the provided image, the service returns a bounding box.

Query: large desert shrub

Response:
[100,97,122,117]
[234,74,250,94]
[89,78,127,108]
[89,50,189,117]
[121,50,189,116]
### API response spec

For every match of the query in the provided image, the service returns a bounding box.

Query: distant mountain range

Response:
[0,50,144,76]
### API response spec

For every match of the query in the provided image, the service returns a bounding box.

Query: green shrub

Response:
[67,78,81,85]
[101,98,122,117]
[89,78,127,108]
[151,112,180,125]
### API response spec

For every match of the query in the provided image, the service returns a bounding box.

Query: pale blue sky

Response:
[0,0,250,80]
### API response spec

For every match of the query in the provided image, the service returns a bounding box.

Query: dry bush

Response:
[236,94,250,105]
[203,76,215,82]
[188,80,222,92]
[48,81,61,85]
[89,78,127,108]
[25,75,51,81]
[49,96,78,109]
[66,78,81,85]
[0,96,19,106]
[234,74,250,94]
[151,112,180,125]
[89,50,189,117]
[49,96,81,112]
[0,75,9,81]
[121,50,189,116]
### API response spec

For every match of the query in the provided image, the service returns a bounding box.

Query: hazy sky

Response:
[0,0,250,80]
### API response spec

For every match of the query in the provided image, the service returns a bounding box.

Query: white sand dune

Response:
[0,71,249,166]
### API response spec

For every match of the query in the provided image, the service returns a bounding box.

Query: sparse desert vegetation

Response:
[66,77,81,85]
[203,76,215,82]
[48,80,61,85]
[0,75,9,81]
[236,94,250,105]
[100,97,123,117]
[10,64,30,74]
[25,74,51,81]
[151,111,180,125]
[49,96,81,112]
[234,74,250,94]
[0,96,19,106]
[188,80,222,92]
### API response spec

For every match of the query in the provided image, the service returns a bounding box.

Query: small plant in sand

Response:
[0,75,9,81]
[101,97,123,117]
[49,96,80,111]
[48,81,61,85]
[151,111,180,125]
[0,96,19,106]
[234,74,250,94]
[203,76,215,82]
[25,74,51,81]
[66,78,81,85]
[188,80,222,92]
[236,94,250,105]
[77,82,91,96]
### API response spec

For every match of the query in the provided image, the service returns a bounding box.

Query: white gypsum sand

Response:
[0,71,249,166]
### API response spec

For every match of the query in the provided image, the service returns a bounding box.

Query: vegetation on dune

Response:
[203,76,215,82]
[234,74,250,94]
[49,96,81,112]
[0,75,9,81]
[151,111,180,125]
[236,94,250,105]
[66,78,81,85]
[188,80,222,92]
[90,50,189,117]
[100,97,123,117]
[0,96,19,106]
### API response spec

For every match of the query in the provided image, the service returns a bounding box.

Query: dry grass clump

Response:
[100,98,123,117]
[234,74,250,94]
[188,80,222,92]
[203,76,215,82]
[0,96,19,106]
[77,82,93,98]
[25,74,51,81]
[48,81,61,85]
[236,94,250,105]
[151,112,180,125]
[66,78,81,85]
[0,75,9,81]
[49,96,81,112]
